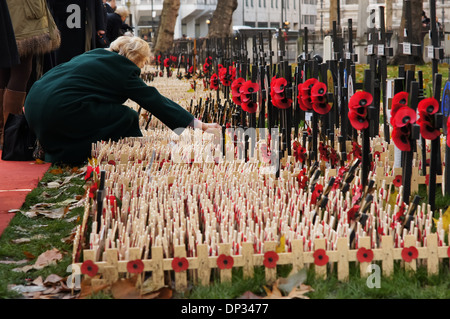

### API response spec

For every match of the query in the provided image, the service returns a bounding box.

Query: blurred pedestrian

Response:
[0,0,60,148]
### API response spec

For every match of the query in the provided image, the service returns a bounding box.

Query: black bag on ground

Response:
[1,113,36,161]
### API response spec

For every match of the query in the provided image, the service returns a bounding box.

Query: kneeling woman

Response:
[25,36,219,164]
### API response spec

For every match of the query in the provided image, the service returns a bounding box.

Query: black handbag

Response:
[1,113,36,161]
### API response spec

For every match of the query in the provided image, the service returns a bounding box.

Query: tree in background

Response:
[389,0,424,65]
[154,0,180,55]
[207,0,238,38]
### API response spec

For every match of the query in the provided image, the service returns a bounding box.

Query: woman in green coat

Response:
[24,36,220,164]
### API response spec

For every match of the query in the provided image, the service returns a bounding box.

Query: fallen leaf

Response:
[49,168,64,175]
[276,235,286,253]
[78,278,109,299]
[32,276,44,286]
[286,284,314,299]
[44,274,64,286]
[110,277,141,299]
[23,251,36,260]
[263,283,284,299]
[0,259,28,265]
[277,269,307,294]
[33,248,63,269]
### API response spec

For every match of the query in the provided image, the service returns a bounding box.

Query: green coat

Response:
[24,49,194,164]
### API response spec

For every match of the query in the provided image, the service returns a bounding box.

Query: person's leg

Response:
[0,67,11,146]
[3,54,33,124]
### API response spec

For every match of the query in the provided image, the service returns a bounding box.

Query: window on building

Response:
[276,0,278,8]
[251,0,254,7]
[264,0,266,8]
[195,24,200,38]
[271,0,273,8]
[258,22,268,27]
[246,0,249,7]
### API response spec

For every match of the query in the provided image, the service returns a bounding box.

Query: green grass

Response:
[0,165,86,299]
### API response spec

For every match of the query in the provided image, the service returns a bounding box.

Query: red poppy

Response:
[447,246,450,258]
[447,117,450,148]
[272,77,287,93]
[310,184,323,205]
[210,73,219,90]
[390,103,407,119]
[299,96,313,111]
[89,183,98,199]
[401,246,419,262]
[170,55,177,63]
[108,195,116,206]
[313,249,329,266]
[163,58,170,68]
[127,259,145,274]
[349,91,373,109]
[356,247,374,263]
[417,115,440,140]
[347,205,360,221]
[392,126,411,152]
[188,65,194,74]
[311,82,327,97]
[313,102,332,114]
[263,251,279,268]
[392,91,409,106]
[425,174,430,186]
[108,160,116,165]
[348,109,369,130]
[301,78,319,97]
[217,254,234,269]
[219,66,236,86]
[231,77,245,94]
[203,62,210,74]
[297,171,308,189]
[272,93,293,109]
[241,100,258,113]
[240,80,259,95]
[81,260,99,277]
[391,106,417,128]
[418,97,439,115]
[293,141,307,163]
[85,165,99,181]
[232,94,242,106]
[393,175,402,187]
[172,257,189,272]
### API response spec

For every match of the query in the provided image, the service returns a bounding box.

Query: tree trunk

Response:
[329,0,337,31]
[154,0,180,55]
[389,0,424,65]
[207,0,238,38]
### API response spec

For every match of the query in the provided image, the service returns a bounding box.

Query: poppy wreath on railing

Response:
[239,80,259,113]
[219,66,236,87]
[390,91,417,152]
[231,77,245,106]
[163,57,171,68]
[348,91,373,130]
[417,97,440,140]
[203,56,212,74]
[310,81,332,114]
[297,78,318,112]
[210,73,219,90]
[271,76,293,109]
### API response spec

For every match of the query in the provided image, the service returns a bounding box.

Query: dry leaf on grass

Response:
[263,282,313,299]
[34,248,63,269]
[277,269,307,294]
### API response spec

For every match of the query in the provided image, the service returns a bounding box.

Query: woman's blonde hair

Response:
[115,6,129,19]
[108,36,151,68]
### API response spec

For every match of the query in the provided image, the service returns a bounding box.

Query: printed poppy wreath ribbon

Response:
[172,257,189,272]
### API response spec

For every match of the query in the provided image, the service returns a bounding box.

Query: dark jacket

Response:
[47,0,105,64]
[0,0,19,67]
[24,49,194,164]
[106,12,123,43]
